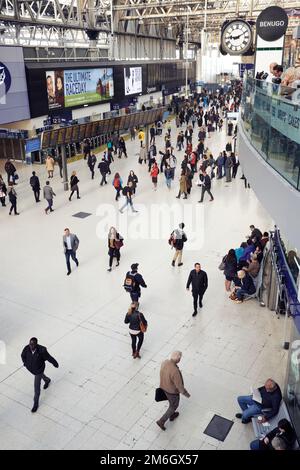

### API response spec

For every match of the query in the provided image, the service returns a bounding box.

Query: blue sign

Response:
[25,137,41,153]
[239,63,254,78]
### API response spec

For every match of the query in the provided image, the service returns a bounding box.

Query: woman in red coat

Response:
[150,162,159,190]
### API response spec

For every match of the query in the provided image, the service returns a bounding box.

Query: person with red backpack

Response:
[150,162,159,190]
[112,172,123,201]
[123,263,147,308]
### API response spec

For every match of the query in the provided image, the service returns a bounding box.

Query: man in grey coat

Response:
[43,180,56,214]
[63,228,79,275]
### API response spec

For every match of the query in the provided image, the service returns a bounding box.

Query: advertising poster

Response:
[45,68,114,110]
[124,67,142,95]
[46,70,64,110]
[64,68,114,108]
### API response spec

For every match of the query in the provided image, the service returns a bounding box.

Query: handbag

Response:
[155,387,168,402]
[218,257,226,271]
[139,313,147,333]
[14,174,19,181]
[115,239,123,250]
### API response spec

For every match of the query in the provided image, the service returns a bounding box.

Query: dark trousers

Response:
[33,189,40,202]
[109,251,120,267]
[34,373,50,406]
[59,166,63,178]
[159,392,180,425]
[45,199,53,213]
[130,332,144,353]
[115,188,121,200]
[65,249,79,273]
[193,291,204,311]
[0,196,5,206]
[232,165,238,179]
[100,173,107,185]
[70,187,80,199]
[200,186,214,202]
[89,166,95,179]
[9,200,17,214]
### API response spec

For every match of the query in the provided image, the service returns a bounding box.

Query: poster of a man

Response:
[46,72,55,107]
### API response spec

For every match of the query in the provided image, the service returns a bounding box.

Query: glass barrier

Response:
[240,77,300,190]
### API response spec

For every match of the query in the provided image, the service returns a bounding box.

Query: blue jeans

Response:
[236,288,248,300]
[165,178,172,189]
[237,395,262,422]
[250,439,262,450]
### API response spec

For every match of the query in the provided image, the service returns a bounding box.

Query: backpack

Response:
[124,272,136,292]
[122,187,128,196]
[168,230,175,246]
[114,177,120,189]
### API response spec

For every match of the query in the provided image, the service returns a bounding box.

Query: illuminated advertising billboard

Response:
[45,68,114,110]
[124,67,142,95]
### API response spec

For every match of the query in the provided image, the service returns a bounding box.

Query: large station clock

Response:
[221,19,252,55]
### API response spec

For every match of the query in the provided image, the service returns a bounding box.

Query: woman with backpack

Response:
[112,172,123,201]
[124,303,148,359]
[150,162,159,190]
[127,170,138,195]
[107,226,123,272]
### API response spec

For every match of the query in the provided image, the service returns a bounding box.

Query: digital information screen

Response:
[45,67,114,110]
[65,126,73,143]
[124,67,142,95]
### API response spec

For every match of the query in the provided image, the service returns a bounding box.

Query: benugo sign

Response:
[256,6,288,41]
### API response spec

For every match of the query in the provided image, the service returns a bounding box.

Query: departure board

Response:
[42,132,51,149]
[79,124,87,140]
[72,125,80,143]
[57,128,66,145]
[65,126,73,143]
[49,130,59,147]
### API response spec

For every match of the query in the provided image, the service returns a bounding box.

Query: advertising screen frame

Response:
[124,66,142,96]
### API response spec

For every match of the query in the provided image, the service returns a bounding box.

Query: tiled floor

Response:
[0,119,288,449]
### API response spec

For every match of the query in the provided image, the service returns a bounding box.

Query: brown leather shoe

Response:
[132,351,137,358]
[156,420,166,431]
[170,412,179,421]
[135,351,141,359]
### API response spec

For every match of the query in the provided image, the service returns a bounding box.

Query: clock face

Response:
[221,20,252,55]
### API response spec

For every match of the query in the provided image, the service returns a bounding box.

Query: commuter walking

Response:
[127,170,138,195]
[63,228,79,275]
[164,165,173,189]
[130,127,136,141]
[21,337,59,413]
[150,162,159,190]
[123,263,147,308]
[231,153,239,179]
[98,158,109,186]
[45,155,55,178]
[138,129,145,147]
[119,182,138,213]
[198,170,214,202]
[150,125,156,145]
[69,171,80,200]
[124,303,147,359]
[186,263,208,316]
[8,183,19,215]
[139,144,147,164]
[225,153,233,182]
[29,171,41,203]
[112,172,123,201]
[107,226,123,271]
[87,153,97,179]
[176,171,188,199]
[118,137,127,158]
[4,158,17,185]
[0,175,7,207]
[43,181,56,214]
[169,223,187,267]
[156,351,190,431]
[83,139,91,160]
[57,154,63,179]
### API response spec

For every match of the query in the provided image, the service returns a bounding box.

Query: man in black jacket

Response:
[98,158,109,186]
[29,171,41,203]
[21,337,59,413]
[236,378,282,424]
[124,263,147,308]
[87,153,97,179]
[198,170,214,203]
[186,263,208,316]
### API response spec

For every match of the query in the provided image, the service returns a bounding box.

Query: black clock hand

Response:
[229,33,244,40]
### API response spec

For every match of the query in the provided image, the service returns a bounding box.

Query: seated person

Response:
[236,378,282,424]
[249,224,262,243]
[244,253,260,278]
[260,232,269,249]
[235,242,247,262]
[239,238,255,262]
[250,418,296,450]
[231,270,256,303]
[255,245,264,264]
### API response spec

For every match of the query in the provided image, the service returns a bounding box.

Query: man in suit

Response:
[186,263,208,316]
[21,337,59,413]
[198,170,214,203]
[29,171,41,203]
[63,228,79,275]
